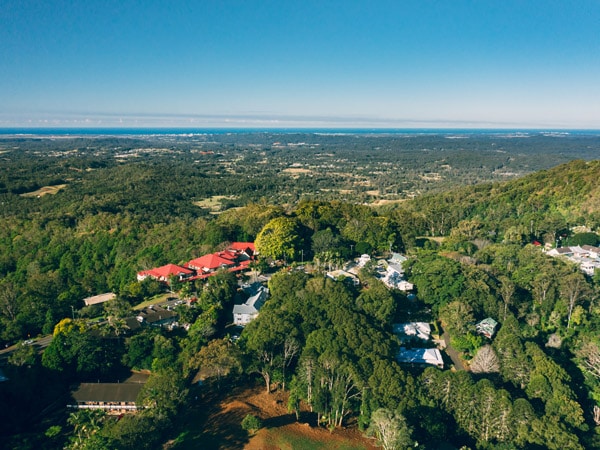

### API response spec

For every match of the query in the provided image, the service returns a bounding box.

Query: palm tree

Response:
[66,410,105,448]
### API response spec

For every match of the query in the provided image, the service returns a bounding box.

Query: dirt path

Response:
[442,332,465,371]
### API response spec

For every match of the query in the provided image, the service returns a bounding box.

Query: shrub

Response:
[241,414,263,433]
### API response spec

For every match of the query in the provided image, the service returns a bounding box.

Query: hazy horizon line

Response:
[1,111,598,131]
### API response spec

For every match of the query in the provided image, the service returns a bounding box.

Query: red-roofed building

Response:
[230,242,256,257]
[227,259,252,273]
[137,264,193,283]
[187,253,237,273]
[138,243,256,285]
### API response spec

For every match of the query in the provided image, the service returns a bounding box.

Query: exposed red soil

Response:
[181,384,379,450]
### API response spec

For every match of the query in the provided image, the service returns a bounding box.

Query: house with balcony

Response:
[68,372,148,415]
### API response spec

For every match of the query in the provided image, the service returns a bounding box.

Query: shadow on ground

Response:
[168,386,252,450]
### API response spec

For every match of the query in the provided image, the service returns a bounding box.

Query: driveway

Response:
[442,332,465,371]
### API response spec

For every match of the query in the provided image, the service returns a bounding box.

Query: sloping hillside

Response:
[397,159,600,239]
[485,159,600,215]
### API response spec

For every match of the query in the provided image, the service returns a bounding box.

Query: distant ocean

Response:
[0,128,599,137]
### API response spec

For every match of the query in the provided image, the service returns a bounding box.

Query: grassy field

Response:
[193,195,238,212]
[20,184,67,197]
[132,293,174,310]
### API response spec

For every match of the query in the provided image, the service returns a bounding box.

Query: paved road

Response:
[0,335,53,361]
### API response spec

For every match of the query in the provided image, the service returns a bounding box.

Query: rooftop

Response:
[393,322,431,341]
[187,253,236,270]
[397,347,444,368]
[71,381,146,404]
[138,264,193,279]
[83,292,116,306]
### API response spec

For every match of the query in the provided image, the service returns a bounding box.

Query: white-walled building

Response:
[233,285,268,326]
[393,322,431,341]
[397,347,444,369]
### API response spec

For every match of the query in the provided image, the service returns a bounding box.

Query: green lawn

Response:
[132,293,173,310]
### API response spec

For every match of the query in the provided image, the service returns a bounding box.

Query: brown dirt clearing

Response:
[172,384,378,450]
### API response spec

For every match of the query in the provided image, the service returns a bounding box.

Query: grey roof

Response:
[233,286,268,315]
[241,282,264,296]
[71,383,144,404]
[389,253,408,264]
[555,247,573,254]
[137,306,177,324]
[397,348,443,367]
[393,322,431,340]
[582,245,600,253]
[233,303,259,315]
[125,317,141,331]
[247,287,267,309]
[386,262,404,274]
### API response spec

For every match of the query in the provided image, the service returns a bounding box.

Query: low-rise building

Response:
[393,322,431,341]
[136,305,178,328]
[136,264,193,283]
[582,245,600,258]
[356,254,371,267]
[137,242,256,284]
[68,373,148,415]
[476,317,498,339]
[83,292,116,307]
[187,252,237,274]
[546,245,600,276]
[379,254,413,291]
[233,285,268,326]
[397,347,444,369]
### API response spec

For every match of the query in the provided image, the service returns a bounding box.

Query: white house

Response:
[397,347,444,369]
[579,259,600,276]
[233,285,268,326]
[393,322,431,341]
[582,245,600,258]
[356,254,371,267]
[546,245,600,276]
[381,255,414,291]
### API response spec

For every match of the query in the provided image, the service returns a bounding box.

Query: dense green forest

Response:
[1,132,600,449]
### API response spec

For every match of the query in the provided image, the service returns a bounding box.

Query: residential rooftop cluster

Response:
[546,245,600,276]
[393,322,443,369]
[343,253,414,292]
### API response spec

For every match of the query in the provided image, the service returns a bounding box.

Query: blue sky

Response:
[1,1,599,128]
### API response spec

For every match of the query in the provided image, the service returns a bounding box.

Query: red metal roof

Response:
[187,253,236,270]
[139,243,255,282]
[139,264,193,279]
